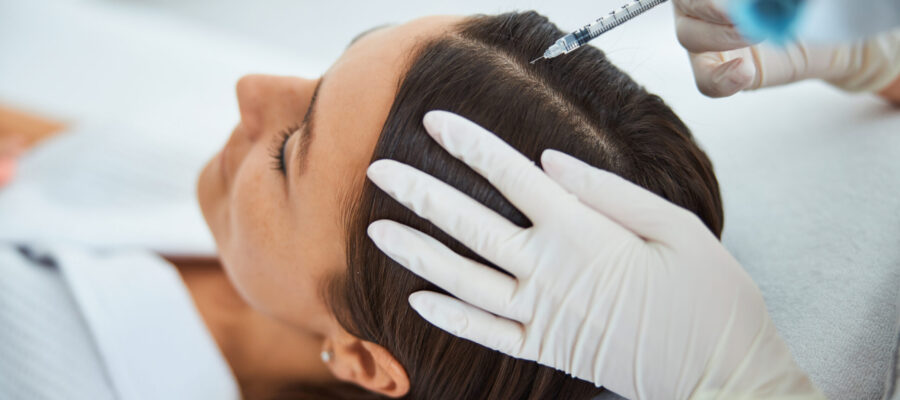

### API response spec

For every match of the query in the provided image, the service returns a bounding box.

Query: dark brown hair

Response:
[293,11,722,400]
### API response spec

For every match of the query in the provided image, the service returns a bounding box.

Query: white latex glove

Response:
[674,0,900,97]
[364,111,824,400]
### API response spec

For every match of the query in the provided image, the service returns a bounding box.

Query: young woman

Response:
[195,11,722,399]
[0,10,722,400]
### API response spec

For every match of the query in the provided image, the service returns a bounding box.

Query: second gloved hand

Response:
[674,0,900,98]
[365,111,823,399]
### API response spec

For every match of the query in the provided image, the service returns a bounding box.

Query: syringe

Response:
[531,0,669,63]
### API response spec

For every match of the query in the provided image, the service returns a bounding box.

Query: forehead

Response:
[303,16,462,193]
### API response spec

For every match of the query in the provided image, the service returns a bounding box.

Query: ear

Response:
[323,330,410,398]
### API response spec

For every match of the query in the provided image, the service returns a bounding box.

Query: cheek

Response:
[197,153,226,241]
[218,150,337,329]
[222,153,291,311]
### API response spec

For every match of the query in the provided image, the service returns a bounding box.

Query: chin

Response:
[196,157,214,221]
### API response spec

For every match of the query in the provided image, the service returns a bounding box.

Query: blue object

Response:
[728,0,807,43]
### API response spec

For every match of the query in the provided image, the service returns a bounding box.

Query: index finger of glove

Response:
[676,16,754,53]
[541,149,703,243]
[674,0,756,53]
[409,291,529,360]
[368,220,523,320]
[422,110,572,224]
[366,159,527,275]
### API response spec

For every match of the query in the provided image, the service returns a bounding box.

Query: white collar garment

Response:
[49,244,240,400]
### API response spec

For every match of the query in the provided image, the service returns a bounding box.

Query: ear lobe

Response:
[324,334,410,398]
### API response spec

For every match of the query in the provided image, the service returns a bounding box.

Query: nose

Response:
[235,74,319,141]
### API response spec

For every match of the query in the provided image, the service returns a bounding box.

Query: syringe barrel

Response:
[537,0,669,60]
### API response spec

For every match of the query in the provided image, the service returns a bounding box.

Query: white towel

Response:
[0,245,116,400]
[0,244,240,400]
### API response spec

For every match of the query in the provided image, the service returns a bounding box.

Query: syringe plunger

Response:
[532,0,669,63]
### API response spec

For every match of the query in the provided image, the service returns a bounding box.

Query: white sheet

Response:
[0,121,216,255]
[56,245,240,400]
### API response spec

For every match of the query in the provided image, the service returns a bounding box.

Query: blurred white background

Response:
[1,0,899,399]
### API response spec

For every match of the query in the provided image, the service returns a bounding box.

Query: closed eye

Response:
[270,124,300,175]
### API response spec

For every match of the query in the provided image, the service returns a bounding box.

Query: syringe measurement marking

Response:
[589,0,661,38]
[532,0,668,63]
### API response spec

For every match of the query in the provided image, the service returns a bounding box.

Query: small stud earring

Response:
[320,350,334,363]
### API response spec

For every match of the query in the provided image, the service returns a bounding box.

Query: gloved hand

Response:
[364,111,824,399]
[673,0,900,98]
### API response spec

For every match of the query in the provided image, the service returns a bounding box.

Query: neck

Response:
[168,256,336,399]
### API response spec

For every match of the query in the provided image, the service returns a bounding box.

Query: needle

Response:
[529,56,544,64]
[532,0,669,64]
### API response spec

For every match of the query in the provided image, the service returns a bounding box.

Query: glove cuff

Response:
[826,30,900,93]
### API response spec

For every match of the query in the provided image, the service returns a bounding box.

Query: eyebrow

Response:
[294,77,324,176]
[292,25,388,178]
[347,24,393,48]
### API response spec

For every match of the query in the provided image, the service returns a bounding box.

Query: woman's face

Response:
[197,16,460,336]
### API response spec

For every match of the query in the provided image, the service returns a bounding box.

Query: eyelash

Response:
[270,124,300,175]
